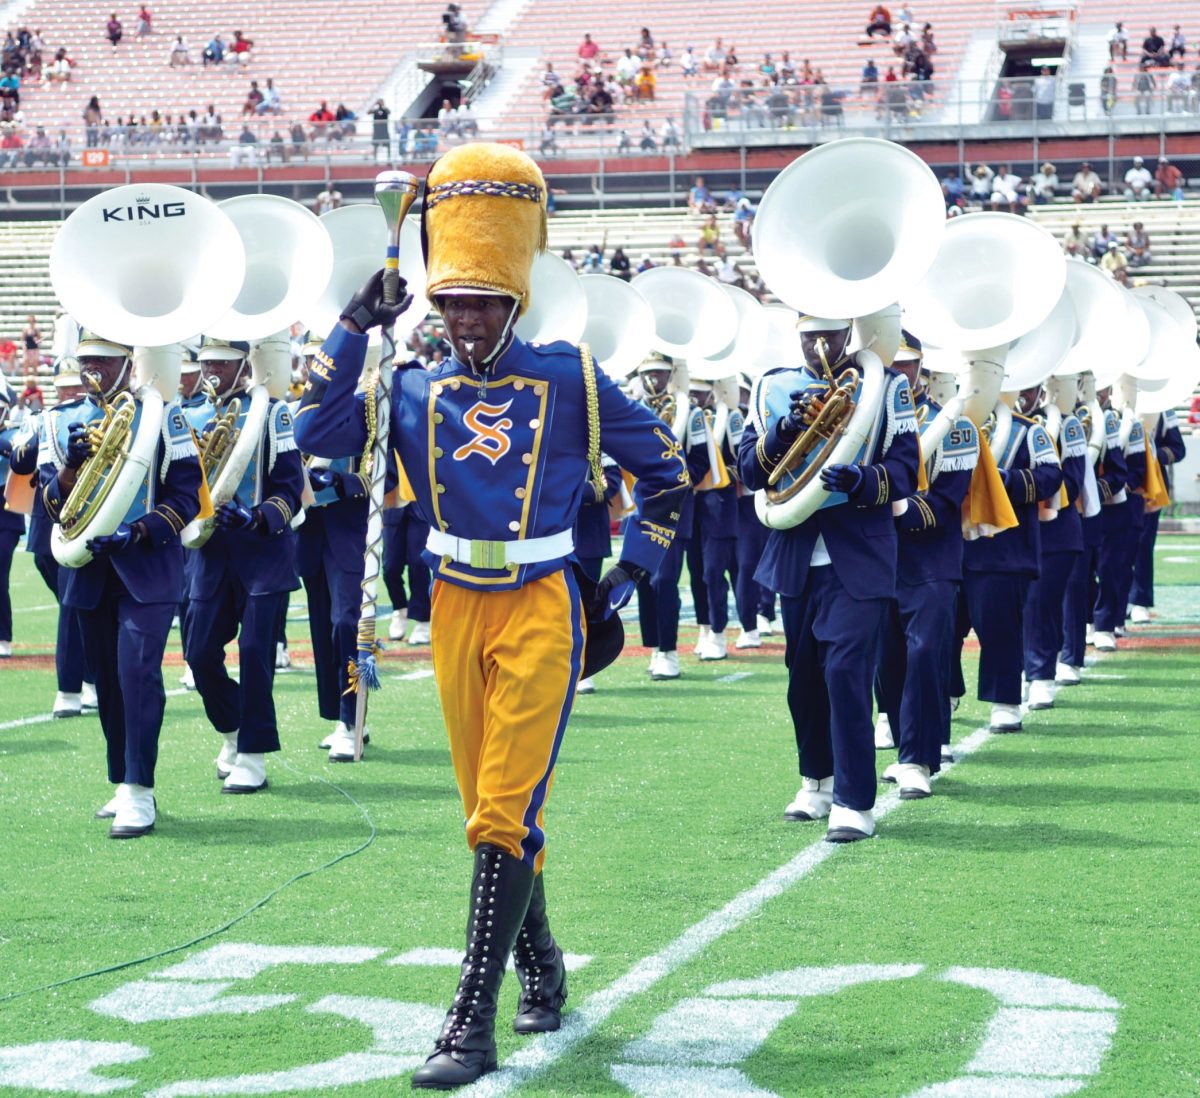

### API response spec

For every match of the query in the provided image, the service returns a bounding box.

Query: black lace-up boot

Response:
[511,873,568,1033]
[411,843,534,1090]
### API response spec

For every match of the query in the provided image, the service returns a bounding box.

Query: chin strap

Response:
[461,299,522,400]
[85,356,132,401]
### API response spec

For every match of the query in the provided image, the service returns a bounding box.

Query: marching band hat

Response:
[180,344,201,373]
[301,330,324,357]
[795,314,850,333]
[689,379,713,393]
[75,329,132,359]
[53,356,83,387]
[894,328,923,362]
[422,142,548,314]
[636,351,673,373]
[198,336,251,362]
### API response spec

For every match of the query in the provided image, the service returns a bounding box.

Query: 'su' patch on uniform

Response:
[1060,415,1088,459]
[939,416,979,472]
[1028,423,1059,467]
[1126,420,1147,456]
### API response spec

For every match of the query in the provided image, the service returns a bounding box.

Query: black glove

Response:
[340,269,413,333]
[820,462,865,496]
[777,390,823,444]
[311,467,370,501]
[87,522,143,557]
[591,561,648,621]
[65,421,94,469]
[215,501,264,533]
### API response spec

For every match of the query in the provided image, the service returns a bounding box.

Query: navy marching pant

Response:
[34,551,88,693]
[1095,518,1139,633]
[383,509,432,622]
[701,532,736,633]
[876,580,954,772]
[685,534,709,628]
[1129,508,1160,608]
[575,555,604,583]
[0,529,17,642]
[964,572,1031,706]
[187,578,287,753]
[735,495,773,630]
[303,567,362,726]
[77,567,173,787]
[782,565,885,811]
[638,534,685,653]
[949,582,968,700]
[1024,549,1079,681]
[1060,543,1097,669]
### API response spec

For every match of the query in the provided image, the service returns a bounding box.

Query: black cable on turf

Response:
[0,758,377,1006]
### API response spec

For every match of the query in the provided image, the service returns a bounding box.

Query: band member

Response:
[1092,388,1144,651]
[874,333,977,798]
[961,394,1062,731]
[573,453,622,692]
[1021,382,1087,709]
[177,348,206,690]
[4,362,96,714]
[294,143,690,1088]
[1129,407,1185,622]
[739,314,920,842]
[0,383,24,660]
[382,448,433,646]
[40,332,201,838]
[296,337,371,762]
[731,374,774,648]
[185,337,304,793]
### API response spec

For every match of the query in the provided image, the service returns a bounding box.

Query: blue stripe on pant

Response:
[1129,508,1159,608]
[1060,543,1096,669]
[963,572,1030,706]
[781,565,884,812]
[875,580,954,771]
[637,534,685,653]
[1024,549,1079,681]
[187,577,287,753]
[34,551,89,693]
[77,567,173,787]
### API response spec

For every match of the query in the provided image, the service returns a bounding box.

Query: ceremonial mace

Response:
[351,170,420,760]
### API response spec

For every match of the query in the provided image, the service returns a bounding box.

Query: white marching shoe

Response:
[327,721,365,763]
[874,713,895,750]
[320,723,368,749]
[1027,679,1057,711]
[179,663,196,690]
[0,640,10,658]
[1055,661,1081,686]
[734,628,761,649]
[647,649,659,674]
[825,804,875,843]
[388,608,409,641]
[1085,624,1095,646]
[222,753,268,794]
[756,614,774,637]
[109,784,156,839]
[1130,605,1151,624]
[990,704,1023,732]
[1093,631,1117,652]
[408,620,431,645]
[650,650,681,680]
[894,763,932,800]
[575,676,597,695]
[275,642,291,670]
[215,732,238,779]
[693,625,711,655]
[53,691,82,718]
[81,681,98,710]
[95,784,130,820]
[697,630,728,660]
[784,777,833,821]
[949,695,961,713]
[940,744,955,764]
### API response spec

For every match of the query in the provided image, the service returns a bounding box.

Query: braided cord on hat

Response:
[425,179,544,209]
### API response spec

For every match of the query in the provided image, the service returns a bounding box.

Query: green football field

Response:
[1,538,1198,1097]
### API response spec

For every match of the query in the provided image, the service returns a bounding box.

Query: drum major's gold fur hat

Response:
[422,142,548,314]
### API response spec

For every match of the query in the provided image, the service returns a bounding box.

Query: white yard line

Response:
[464,725,994,1097]
[0,687,194,732]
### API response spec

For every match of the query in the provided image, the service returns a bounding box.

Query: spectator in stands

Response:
[290,121,308,159]
[758,53,776,83]
[610,247,632,280]
[55,129,72,165]
[442,4,467,54]
[229,124,257,167]
[1155,156,1185,199]
[230,30,254,66]
[47,47,74,82]
[1142,28,1168,68]
[893,23,916,55]
[1124,155,1153,199]
[369,98,390,156]
[1099,240,1126,276]
[697,214,724,256]
[203,34,225,67]
[202,104,223,142]
[82,95,101,147]
[257,77,282,114]
[1166,62,1190,111]
[638,120,657,150]
[1062,221,1086,257]
[1169,25,1186,60]
[866,4,892,38]
[137,5,152,37]
[1090,223,1117,259]
[680,46,698,78]
[616,48,639,88]
[586,80,614,125]
[19,315,39,380]
[541,62,561,99]
[1033,66,1055,120]
[717,254,742,287]
[689,175,715,214]
[1072,161,1103,203]
[733,196,755,249]
[703,39,724,73]
[1100,65,1118,114]
[616,129,633,155]
[994,79,1013,120]
[242,80,264,116]
[1108,22,1128,61]
[635,63,656,101]
[437,97,459,138]
[0,71,19,108]
[941,168,965,209]
[710,71,735,111]
[314,185,342,215]
[990,165,1019,212]
[578,33,599,64]
[168,35,190,66]
[1133,64,1156,114]
[1030,162,1058,204]
[1125,221,1152,267]
[308,100,335,140]
[861,58,880,95]
[636,253,655,273]
[660,116,680,149]
[333,104,357,139]
[920,23,937,56]
[106,13,123,53]
[581,244,604,272]
[539,123,558,156]
[560,248,578,270]
[969,164,994,205]
[638,27,656,61]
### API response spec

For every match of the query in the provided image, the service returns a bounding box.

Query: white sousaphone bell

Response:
[1130,286,1200,420]
[690,285,768,450]
[514,251,588,345]
[579,273,656,380]
[48,183,247,568]
[750,137,947,530]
